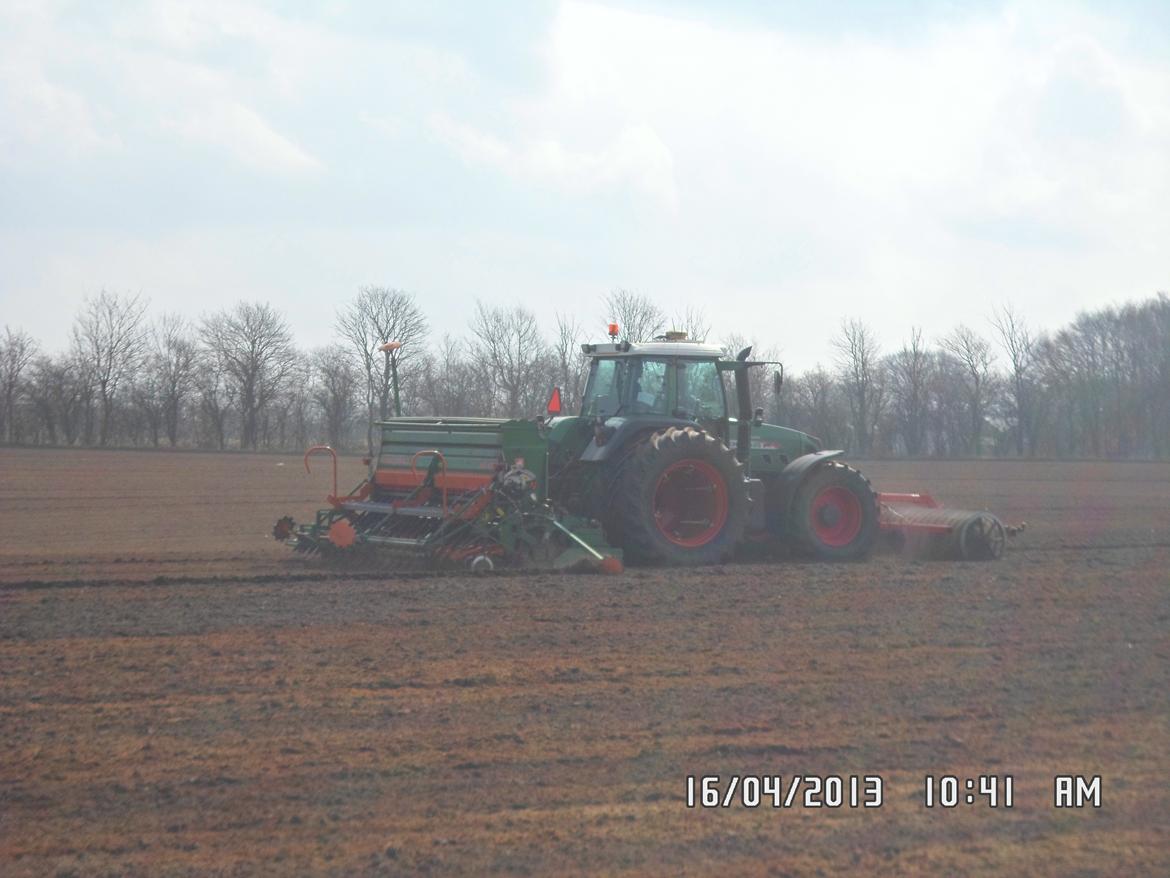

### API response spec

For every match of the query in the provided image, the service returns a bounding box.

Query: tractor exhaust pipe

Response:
[733,346,753,467]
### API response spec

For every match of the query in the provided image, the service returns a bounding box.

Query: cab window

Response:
[631,359,669,414]
[678,360,725,420]
[581,358,623,416]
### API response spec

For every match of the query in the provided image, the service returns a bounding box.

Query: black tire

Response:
[607,427,749,565]
[955,513,1006,561]
[790,461,878,560]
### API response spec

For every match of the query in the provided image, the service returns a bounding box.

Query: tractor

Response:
[275,328,1020,570]
[546,334,875,564]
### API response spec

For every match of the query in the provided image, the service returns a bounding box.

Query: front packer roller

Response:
[878,492,1026,561]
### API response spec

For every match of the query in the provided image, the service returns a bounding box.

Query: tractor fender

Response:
[773,450,846,513]
[579,416,698,463]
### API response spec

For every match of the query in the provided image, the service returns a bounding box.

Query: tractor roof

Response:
[583,341,724,358]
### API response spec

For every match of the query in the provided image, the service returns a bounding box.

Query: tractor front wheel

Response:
[608,427,749,565]
[790,462,878,560]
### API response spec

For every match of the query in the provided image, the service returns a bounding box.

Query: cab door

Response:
[675,359,730,443]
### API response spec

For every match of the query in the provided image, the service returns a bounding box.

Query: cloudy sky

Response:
[2,0,1168,369]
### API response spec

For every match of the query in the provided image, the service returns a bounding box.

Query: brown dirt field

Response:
[1,448,1168,876]
[0,448,370,584]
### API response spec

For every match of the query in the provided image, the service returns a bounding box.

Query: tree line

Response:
[1,286,1167,459]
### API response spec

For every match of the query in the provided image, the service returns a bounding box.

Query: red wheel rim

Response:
[809,486,863,547]
[653,459,729,547]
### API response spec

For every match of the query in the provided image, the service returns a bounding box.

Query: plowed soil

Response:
[2,448,1168,876]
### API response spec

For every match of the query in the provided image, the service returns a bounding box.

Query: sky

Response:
[1,0,1168,370]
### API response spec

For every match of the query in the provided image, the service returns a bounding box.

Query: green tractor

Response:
[276,331,1016,569]
[543,335,877,564]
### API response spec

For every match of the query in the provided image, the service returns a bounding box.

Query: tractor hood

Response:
[727,419,821,474]
[545,413,819,476]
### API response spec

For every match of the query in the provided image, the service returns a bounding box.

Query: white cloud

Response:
[2,0,1169,369]
[0,5,119,158]
[430,111,678,207]
[0,0,328,173]
[425,0,1170,363]
[162,101,321,175]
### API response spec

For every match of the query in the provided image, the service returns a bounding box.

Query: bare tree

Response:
[152,314,198,447]
[68,341,99,446]
[788,365,849,449]
[200,302,296,449]
[887,327,932,456]
[552,313,589,411]
[131,314,197,447]
[266,352,312,451]
[990,305,1036,456]
[26,354,87,445]
[469,302,550,417]
[1,326,38,443]
[72,291,149,445]
[336,286,428,452]
[466,345,500,417]
[130,367,165,447]
[417,335,469,416]
[720,333,780,419]
[195,348,235,450]
[941,325,996,455]
[26,356,59,444]
[1117,293,1170,457]
[16,285,1170,461]
[926,350,969,456]
[671,305,711,342]
[602,288,665,342]
[289,354,315,451]
[832,319,884,455]
[312,345,360,448]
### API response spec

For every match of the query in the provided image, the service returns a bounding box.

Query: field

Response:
[2,447,1168,876]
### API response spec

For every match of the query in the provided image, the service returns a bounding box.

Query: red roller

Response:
[879,492,1025,560]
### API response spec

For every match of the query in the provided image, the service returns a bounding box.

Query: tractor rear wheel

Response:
[608,427,749,565]
[790,461,878,560]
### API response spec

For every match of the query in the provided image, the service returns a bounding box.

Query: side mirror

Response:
[546,386,563,416]
[773,368,784,396]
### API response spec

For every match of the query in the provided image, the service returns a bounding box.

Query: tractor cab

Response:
[579,340,730,439]
[574,336,818,478]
